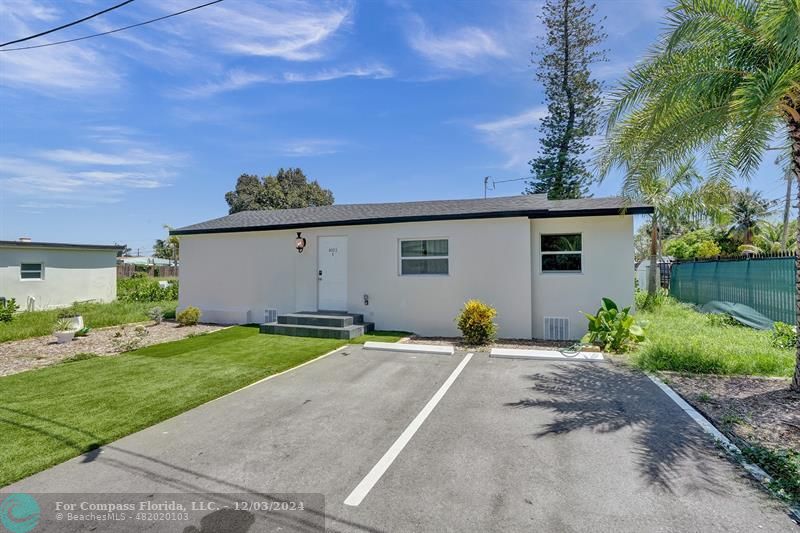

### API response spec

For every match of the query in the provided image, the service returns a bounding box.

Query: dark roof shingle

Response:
[172,195,652,235]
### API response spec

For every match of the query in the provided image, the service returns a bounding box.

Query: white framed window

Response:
[20,262,43,280]
[541,234,582,272]
[399,239,449,275]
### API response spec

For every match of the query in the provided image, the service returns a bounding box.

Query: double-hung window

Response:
[400,239,449,275]
[20,263,43,280]
[541,234,582,272]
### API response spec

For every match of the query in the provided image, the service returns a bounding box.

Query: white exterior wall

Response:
[0,247,118,310]
[178,217,533,337]
[530,215,634,339]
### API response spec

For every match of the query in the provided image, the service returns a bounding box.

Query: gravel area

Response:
[402,336,582,352]
[664,373,800,452]
[0,321,223,377]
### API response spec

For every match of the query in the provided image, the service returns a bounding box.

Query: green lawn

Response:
[0,300,178,343]
[632,298,795,377]
[0,326,406,487]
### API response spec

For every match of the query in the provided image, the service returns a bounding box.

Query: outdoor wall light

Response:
[295,232,307,253]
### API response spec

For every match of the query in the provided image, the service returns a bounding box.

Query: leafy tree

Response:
[622,158,729,295]
[664,229,722,260]
[225,168,334,214]
[755,220,797,253]
[153,225,179,266]
[599,0,800,389]
[728,188,774,245]
[527,0,606,199]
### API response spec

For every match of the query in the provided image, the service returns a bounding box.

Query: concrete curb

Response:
[647,374,770,478]
[647,374,800,524]
[490,347,604,362]
[648,373,800,522]
[363,341,454,355]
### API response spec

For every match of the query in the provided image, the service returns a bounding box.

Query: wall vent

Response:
[543,317,570,341]
[264,308,278,324]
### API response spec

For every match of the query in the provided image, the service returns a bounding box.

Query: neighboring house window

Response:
[20,263,43,280]
[400,239,449,275]
[541,234,582,272]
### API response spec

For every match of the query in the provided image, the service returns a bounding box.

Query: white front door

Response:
[318,236,348,311]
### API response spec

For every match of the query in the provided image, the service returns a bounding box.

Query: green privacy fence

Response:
[669,254,796,325]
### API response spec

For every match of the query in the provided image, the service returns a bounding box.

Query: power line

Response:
[0,0,225,52]
[0,1,136,48]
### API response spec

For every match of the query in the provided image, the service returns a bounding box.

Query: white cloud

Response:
[0,128,185,206]
[0,1,120,93]
[406,14,508,71]
[474,107,547,169]
[282,64,393,82]
[475,108,548,134]
[273,139,346,156]
[168,0,353,61]
[177,64,393,98]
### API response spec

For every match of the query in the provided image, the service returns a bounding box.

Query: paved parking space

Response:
[5,346,796,532]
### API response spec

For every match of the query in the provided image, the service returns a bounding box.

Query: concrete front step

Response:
[260,321,374,340]
[278,312,364,328]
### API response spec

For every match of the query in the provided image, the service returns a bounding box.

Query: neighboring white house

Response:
[0,239,123,311]
[172,195,652,340]
[119,256,172,267]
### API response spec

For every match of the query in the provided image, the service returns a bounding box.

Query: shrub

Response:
[117,277,178,303]
[770,321,796,350]
[456,300,497,345]
[0,298,19,323]
[148,306,164,324]
[112,324,149,352]
[582,297,645,353]
[177,306,201,327]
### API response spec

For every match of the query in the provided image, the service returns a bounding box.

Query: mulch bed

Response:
[402,336,575,352]
[664,373,800,453]
[0,321,223,377]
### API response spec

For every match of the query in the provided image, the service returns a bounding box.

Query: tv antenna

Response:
[483,176,529,198]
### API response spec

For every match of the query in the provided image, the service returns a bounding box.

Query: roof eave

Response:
[170,206,652,236]
[0,241,125,251]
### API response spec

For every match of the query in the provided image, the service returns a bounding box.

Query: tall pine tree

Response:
[527,0,606,199]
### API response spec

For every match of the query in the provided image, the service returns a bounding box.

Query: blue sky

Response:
[0,0,790,254]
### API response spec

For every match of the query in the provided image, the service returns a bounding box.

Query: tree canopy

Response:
[225,168,334,214]
[527,0,606,199]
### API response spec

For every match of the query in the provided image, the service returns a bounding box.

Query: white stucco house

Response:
[172,195,652,340]
[0,239,123,311]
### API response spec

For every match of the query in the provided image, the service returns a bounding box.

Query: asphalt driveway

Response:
[4,346,795,532]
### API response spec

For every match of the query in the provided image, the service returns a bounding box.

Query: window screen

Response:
[400,239,449,275]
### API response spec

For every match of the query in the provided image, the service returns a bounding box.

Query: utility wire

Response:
[0,0,224,52]
[0,0,136,48]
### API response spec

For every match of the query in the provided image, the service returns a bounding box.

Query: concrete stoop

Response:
[261,311,374,340]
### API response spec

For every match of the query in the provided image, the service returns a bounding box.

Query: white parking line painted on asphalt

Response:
[344,352,474,507]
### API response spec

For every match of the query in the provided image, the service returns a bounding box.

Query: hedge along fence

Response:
[669,252,795,325]
[117,277,179,302]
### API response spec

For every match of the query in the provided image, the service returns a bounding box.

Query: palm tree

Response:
[728,188,774,245]
[599,0,800,390]
[624,158,729,296]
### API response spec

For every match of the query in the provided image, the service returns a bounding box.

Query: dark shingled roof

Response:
[172,195,653,236]
[0,240,124,251]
